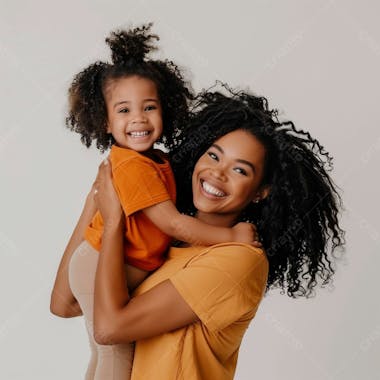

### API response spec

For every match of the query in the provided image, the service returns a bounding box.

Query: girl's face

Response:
[104,75,163,152]
[192,129,269,226]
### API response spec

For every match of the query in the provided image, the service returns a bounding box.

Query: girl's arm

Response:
[50,187,97,318]
[142,200,257,246]
[93,160,198,344]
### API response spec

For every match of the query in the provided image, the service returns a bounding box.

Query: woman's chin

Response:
[193,198,220,215]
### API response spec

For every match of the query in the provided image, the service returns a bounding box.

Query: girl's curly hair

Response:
[66,23,193,152]
[170,85,345,298]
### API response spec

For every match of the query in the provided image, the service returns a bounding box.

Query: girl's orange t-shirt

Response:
[85,145,176,271]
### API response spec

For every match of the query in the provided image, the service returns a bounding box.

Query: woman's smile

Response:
[200,179,227,198]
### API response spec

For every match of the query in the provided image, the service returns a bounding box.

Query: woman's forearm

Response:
[93,217,130,341]
[93,220,198,345]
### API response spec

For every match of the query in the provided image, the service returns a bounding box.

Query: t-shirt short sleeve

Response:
[170,244,268,332]
[113,158,172,216]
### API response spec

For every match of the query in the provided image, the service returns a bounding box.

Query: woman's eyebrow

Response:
[211,144,256,173]
[211,144,224,153]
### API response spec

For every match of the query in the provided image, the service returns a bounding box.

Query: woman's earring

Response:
[253,198,260,203]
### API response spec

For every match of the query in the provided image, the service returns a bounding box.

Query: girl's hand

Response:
[93,158,123,228]
[232,222,262,248]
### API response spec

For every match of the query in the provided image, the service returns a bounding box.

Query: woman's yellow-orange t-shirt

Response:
[131,242,269,380]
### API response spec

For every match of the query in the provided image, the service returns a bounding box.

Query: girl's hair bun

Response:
[106,23,159,65]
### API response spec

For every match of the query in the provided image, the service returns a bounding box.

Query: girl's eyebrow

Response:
[211,143,256,173]
[113,99,159,108]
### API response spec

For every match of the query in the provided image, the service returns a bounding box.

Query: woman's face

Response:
[192,129,268,224]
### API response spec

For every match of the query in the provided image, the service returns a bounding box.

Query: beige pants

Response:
[68,240,134,380]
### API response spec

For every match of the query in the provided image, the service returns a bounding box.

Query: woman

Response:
[52,88,344,379]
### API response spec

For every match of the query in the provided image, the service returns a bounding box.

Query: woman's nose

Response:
[210,166,227,181]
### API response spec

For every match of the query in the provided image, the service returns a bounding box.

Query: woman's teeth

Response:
[201,180,226,197]
[128,131,150,138]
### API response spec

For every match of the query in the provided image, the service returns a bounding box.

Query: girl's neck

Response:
[141,149,164,164]
[115,144,164,164]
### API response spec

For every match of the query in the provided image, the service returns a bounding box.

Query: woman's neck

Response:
[195,210,238,228]
[171,211,239,249]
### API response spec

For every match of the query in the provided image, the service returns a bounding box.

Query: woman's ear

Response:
[252,186,270,203]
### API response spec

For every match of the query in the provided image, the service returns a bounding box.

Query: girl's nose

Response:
[130,110,147,123]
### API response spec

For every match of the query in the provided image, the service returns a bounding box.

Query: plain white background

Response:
[1,0,379,379]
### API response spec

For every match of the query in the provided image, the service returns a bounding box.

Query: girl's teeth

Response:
[129,131,149,137]
[202,181,225,197]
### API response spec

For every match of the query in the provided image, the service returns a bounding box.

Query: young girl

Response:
[51,25,257,380]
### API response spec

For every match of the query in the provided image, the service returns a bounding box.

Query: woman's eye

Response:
[234,167,247,176]
[207,152,218,161]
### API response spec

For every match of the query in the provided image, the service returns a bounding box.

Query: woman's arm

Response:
[93,160,198,345]
[50,187,97,318]
[94,220,198,345]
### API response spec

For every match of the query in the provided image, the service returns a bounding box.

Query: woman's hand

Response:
[93,158,123,228]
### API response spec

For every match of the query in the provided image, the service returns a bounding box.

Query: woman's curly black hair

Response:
[66,23,193,152]
[170,84,345,298]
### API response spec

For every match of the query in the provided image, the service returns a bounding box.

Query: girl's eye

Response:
[234,167,247,176]
[207,152,219,161]
[145,105,157,111]
[119,108,129,113]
